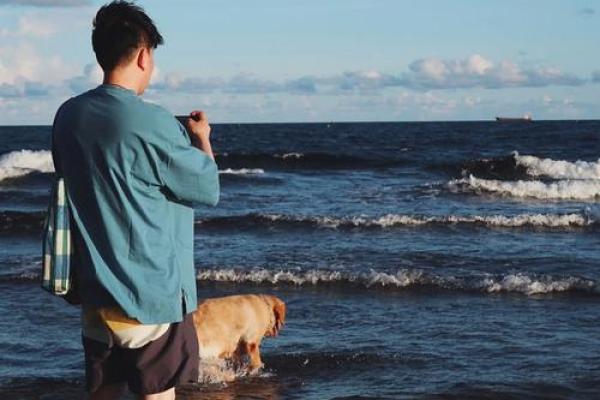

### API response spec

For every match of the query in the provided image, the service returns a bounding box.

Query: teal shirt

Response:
[51,83,219,324]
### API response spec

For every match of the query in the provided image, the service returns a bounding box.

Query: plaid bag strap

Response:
[41,177,72,295]
[41,125,72,296]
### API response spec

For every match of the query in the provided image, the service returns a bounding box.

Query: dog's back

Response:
[193,294,278,360]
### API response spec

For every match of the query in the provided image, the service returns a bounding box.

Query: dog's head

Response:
[265,295,286,337]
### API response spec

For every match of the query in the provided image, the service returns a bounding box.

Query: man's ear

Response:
[137,47,149,71]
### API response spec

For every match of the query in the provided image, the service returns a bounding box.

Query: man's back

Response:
[53,83,219,325]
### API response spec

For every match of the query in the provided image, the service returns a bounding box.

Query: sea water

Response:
[0,121,599,399]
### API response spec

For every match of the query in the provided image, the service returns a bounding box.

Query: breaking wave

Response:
[4,265,598,296]
[449,175,600,200]
[3,210,595,235]
[456,152,600,182]
[196,268,598,296]
[0,149,268,183]
[0,150,54,182]
[514,152,600,180]
[196,212,593,229]
[3,149,598,185]
[219,168,265,175]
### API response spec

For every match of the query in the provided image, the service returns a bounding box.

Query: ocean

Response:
[0,120,599,399]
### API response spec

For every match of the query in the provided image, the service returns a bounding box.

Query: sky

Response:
[0,0,598,124]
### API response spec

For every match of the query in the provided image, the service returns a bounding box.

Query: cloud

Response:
[223,74,281,94]
[151,72,318,95]
[399,54,584,90]
[151,74,223,93]
[283,76,318,94]
[0,0,90,7]
[0,44,38,83]
[0,79,49,98]
[148,54,586,96]
[0,42,76,85]
[320,70,402,93]
[320,55,585,92]
[66,62,102,93]
[0,53,593,122]
[0,15,58,37]
[16,15,56,36]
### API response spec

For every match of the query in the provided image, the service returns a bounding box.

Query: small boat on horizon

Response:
[495,114,533,123]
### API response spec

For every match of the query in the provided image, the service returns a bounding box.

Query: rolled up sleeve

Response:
[147,112,220,206]
[161,136,220,206]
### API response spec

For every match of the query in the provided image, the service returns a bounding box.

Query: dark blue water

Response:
[0,121,599,399]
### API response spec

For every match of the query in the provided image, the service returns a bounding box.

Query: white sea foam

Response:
[275,152,304,159]
[482,274,596,295]
[239,212,592,228]
[196,268,598,295]
[438,213,588,227]
[0,149,266,181]
[197,358,269,384]
[4,266,597,295]
[449,175,600,200]
[219,168,265,175]
[360,213,589,228]
[197,268,427,288]
[514,152,600,180]
[0,150,54,182]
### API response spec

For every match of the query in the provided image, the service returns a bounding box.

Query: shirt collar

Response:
[98,83,137,96]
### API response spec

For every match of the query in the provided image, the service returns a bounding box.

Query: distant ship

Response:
[495,114,533,123]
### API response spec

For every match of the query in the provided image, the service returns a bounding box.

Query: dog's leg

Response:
[246,342,264,372]
[232,340,247,370]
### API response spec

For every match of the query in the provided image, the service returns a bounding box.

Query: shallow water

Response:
[1,121,599,399]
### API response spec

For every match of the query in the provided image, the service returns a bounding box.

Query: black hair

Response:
[92,1,164,72]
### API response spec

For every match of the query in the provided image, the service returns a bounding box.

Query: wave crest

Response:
[514,152,600,180]
[198,212,593,229]
[2,209,594,236]
[219,168,265,175]
[196,268,598,296]
[5,267,597,296]
[0,150,54,182]
[456,152,600,183]
[449,175,600,200]
[0,149,270,183]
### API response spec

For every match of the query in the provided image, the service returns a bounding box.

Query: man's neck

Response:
[103,73,139,95]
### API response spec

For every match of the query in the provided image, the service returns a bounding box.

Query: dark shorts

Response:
[82,312,199,395]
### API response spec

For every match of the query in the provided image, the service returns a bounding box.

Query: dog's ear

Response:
[268,297,286,337]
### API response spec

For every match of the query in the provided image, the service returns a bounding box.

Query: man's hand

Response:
[185,110,214,160]
[186,111,211,142]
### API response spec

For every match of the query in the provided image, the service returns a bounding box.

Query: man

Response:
[51,1,219,399]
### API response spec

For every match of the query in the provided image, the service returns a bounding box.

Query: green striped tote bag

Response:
[41,177,73,296]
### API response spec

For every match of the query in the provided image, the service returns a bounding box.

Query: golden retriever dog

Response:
[192,294,286,375]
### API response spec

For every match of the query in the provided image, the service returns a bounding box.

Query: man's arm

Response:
[185,110,214,160]
[148,110,220,207]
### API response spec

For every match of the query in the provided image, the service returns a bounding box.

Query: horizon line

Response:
[2,117,600,127]
[0,115,600,127]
